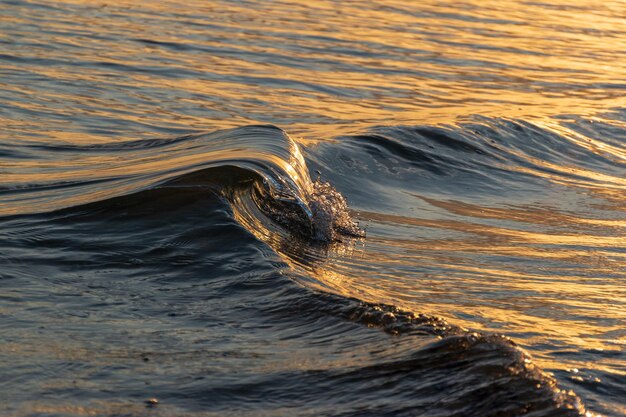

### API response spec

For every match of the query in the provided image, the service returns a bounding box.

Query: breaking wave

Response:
[0,121,599,416]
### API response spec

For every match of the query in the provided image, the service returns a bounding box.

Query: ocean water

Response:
[1,1,625,416]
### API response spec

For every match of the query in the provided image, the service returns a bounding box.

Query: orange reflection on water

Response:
[2,0,626,140]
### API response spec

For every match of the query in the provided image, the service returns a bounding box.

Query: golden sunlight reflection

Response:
[2,0,626,140]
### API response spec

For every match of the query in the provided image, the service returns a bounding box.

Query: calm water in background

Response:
[1,1,625,416]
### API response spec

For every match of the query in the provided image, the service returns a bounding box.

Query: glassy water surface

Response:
[1,1,624,416]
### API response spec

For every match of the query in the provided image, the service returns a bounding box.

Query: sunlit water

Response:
[1,1,625,416]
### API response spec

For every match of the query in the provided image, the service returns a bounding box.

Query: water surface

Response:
[1,1,625,416]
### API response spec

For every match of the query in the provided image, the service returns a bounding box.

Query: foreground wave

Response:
[0,123,601,416]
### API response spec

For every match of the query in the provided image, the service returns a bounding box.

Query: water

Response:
[1,0,624,416]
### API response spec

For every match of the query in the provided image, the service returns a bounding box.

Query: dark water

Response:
[1,1,625,416]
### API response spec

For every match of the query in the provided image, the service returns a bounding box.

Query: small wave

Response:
[260,280,586,416]
[0,125,310,217]
[0,125,362,242]
[310,117,626,199]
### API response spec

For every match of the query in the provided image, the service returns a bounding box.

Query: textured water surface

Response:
[1,1,625,416]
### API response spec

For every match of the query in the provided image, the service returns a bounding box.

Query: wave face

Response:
[1,124,361,242]
[0,125,310,216]
[2,1,626,416]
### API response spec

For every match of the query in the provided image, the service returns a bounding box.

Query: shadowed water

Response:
[1,1,625,416]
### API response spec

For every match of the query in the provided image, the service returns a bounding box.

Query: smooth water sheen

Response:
[1,1,625,416]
